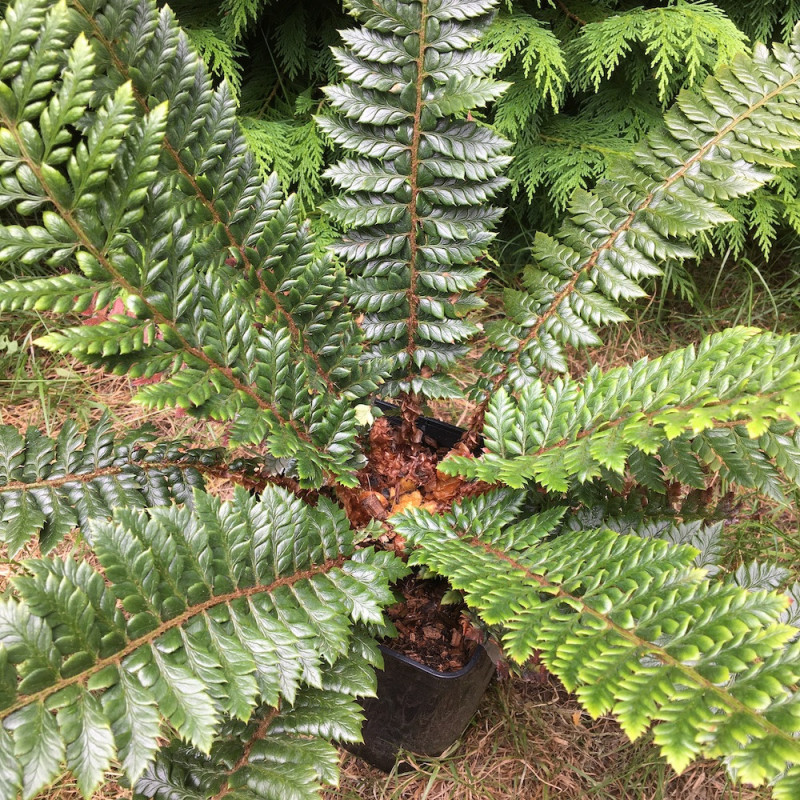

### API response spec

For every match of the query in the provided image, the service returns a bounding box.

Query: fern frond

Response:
[446,328,800,496]
[0,0,383,488]
[733,561,791,591]
[565,508,726,573]
[395,490,800,795]
[134,639,376,799]
[629,519,725,571]
[0,486,406,799]
[0,415,212,557]
[319,0,511,404]
[696,163,800,260]
[474,27,800,408]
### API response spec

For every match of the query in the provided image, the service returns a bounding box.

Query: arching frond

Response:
[396,490,800,797]
[475,29,800,405]
[318,0,511,402]
[0,486,406,799]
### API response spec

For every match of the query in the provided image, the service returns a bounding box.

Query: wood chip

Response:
[423,625,442,640]
[392,490,423,514]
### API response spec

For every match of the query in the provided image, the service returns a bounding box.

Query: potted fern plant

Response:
[3,0,800,797]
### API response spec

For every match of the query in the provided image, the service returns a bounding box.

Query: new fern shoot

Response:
[2,0,800,798]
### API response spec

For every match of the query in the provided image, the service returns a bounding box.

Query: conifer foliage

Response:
[2,0,800,798]
[170,0,800,257]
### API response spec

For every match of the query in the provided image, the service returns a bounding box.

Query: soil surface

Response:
[383,575,481,672]
[342,414,490,535]
[342,410,489,671]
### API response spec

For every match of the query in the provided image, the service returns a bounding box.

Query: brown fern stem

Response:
[554,0,587,26]
[0,460,303,498]
[209,707,282,800]
[400,0,430,431]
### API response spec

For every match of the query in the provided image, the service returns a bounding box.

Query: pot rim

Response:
[378,640,487,679]
[372,398,474,447]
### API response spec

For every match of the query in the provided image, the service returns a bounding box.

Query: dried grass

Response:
[0,359,196,439]
[35,776,131,800]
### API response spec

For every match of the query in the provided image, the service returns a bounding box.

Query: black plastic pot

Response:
[347,641,496,771]
[345,402,494,771]
[373,398,470,449]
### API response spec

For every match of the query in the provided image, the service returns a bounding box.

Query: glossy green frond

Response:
[446,328,800,495]
[478,27,800,397]
[0,0,383,488]
[3,1,800,796]
[134,647,376,800]
[0,415,211,557]
[318,0,511,401]
[395,489,800,794]
[0,486,406,800]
